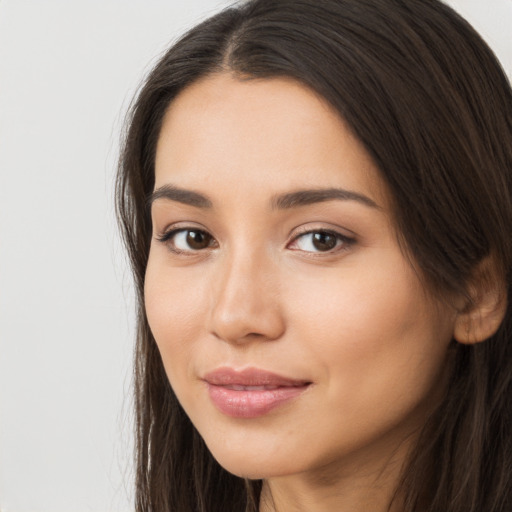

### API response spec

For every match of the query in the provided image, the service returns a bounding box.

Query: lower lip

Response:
[206,384,309,418]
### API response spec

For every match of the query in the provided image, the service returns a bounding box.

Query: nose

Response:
[208,249,286,344]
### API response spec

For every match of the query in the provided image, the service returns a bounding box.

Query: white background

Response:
[0,1,510,511]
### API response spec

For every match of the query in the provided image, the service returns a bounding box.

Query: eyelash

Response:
[156,226,355,255]
[288,228,354,254]
[156,228,217,254]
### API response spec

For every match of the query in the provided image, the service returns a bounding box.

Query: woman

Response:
[116,0,512,510]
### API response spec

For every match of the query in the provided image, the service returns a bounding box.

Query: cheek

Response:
[288,256,427,345]
[144,256,209,378]
[287,256,453,408]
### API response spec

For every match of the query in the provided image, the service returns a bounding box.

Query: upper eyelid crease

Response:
[294,228,353,240]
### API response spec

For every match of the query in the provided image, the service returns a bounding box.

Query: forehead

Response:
[154,73,388,207]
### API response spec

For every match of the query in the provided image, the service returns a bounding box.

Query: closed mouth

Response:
[203,366,310,388]
[202,367,311,418]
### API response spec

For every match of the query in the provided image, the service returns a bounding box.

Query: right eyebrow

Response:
[147,184,213,209]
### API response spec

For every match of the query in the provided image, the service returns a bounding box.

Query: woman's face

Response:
[145,74,457,480]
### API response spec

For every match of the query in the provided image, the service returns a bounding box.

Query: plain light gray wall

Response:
[0,1,510,511]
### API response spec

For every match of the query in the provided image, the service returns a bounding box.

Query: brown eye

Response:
[311,232,337,251]
[185,230,212,250]
[158,228,216,253]
[289,229,354,254]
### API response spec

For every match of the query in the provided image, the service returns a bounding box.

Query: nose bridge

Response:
[209,243,284,343]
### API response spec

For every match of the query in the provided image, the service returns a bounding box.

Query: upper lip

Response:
[203,367,310,387]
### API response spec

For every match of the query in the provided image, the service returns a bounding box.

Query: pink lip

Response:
[203,367,311,419]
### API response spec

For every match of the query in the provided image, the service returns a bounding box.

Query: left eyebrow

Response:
[271,188,380,210]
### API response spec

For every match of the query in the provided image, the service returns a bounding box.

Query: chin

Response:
[206,443,298,480]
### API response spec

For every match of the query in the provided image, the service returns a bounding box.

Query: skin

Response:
[145,73,459,511]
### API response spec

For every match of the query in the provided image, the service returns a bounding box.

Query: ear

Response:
[453,257,507,344]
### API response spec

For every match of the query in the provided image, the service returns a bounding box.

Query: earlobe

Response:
[453,258,508,345]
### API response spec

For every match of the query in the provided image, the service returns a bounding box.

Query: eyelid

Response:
[155,223,218,254]
[287,225,356,254]
[155,221,209,240]
[154,222,356,255]
[291,222,355,236]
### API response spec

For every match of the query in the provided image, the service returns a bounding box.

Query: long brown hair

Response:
[116,0,512,510]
